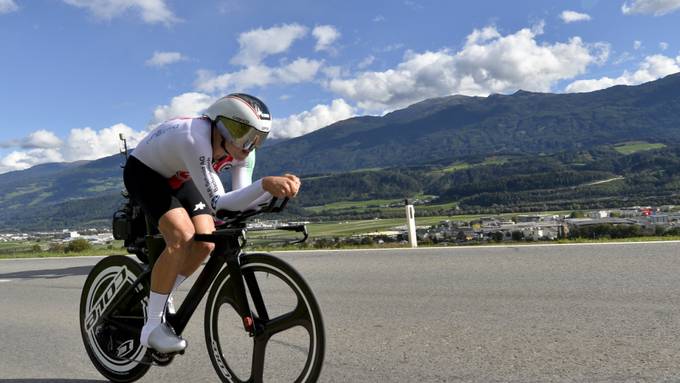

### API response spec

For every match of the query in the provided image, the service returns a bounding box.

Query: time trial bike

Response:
[79,196,325,383]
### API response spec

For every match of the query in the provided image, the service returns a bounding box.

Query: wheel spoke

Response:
[265,302,312,337]
[250,336,268,383]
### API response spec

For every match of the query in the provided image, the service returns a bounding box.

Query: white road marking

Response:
[0,279,11,283]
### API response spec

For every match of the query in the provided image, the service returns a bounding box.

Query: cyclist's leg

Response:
[139,207,194,351]
[153,207,196,294]
[178,214,215,278]
[174,179,216,278]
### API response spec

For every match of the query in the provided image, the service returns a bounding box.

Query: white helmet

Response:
[204,93,272,150]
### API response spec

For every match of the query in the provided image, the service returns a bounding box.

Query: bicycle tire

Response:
[204,253,325,383]
[80,255,151,382]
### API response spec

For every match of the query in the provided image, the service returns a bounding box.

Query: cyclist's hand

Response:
[263,175,301,198]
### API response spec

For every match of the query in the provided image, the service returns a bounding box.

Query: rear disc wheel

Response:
[80,255,151,382]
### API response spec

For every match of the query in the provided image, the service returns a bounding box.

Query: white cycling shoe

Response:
[166,295,176,315]
[142,322,187,354]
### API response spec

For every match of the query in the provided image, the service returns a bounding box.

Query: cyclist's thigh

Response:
[175,179,211,219]
[124,156,183,225]
[158,208,195,245]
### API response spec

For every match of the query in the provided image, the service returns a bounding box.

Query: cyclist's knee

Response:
[192,239,214,257]
[165,234,193,256]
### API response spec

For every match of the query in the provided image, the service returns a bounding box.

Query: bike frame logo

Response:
[85,266,129,332]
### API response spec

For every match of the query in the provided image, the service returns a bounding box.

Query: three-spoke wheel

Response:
[205,253,325,383]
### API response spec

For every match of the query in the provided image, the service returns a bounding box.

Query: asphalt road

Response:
[1,242,680,382]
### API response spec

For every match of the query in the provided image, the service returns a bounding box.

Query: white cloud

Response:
[0,129,63,149]
[145,51,186,67]
[24,130,63,148]
[357,55,375,69]
[622,0,680,15]
[62,0,178,25]
[660,42,669,50]
[150,92,215,126]
[0,124,147,173]
[0,0,18,14]
[373,15,385,22]
[271,99,356,139]
[231,24,308,66]
[0,149,63,173]
[195,58,322,93]
[565,54,680,92]
[312,25,341,52]
[64,124,147,161]
[634,40,642,50]
[328,24,608,112]
[560,10,592,23]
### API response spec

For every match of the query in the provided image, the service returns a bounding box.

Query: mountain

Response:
[254,72,680,177]
[2,73,680,230]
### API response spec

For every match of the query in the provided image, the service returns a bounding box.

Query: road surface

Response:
[1,242,680,382]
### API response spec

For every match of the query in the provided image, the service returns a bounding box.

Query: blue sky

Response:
[1,0,679,173]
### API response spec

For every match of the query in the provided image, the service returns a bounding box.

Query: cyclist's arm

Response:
[230,149,255,190]
[182,140,270,212]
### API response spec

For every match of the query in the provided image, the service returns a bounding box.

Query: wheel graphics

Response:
[80,255,150,382]
[205,253,325,383]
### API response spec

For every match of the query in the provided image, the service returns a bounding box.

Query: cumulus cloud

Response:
[0,130,63,149]
[195,58,322,93]
[64,124,147,161]
[660,42,669,50]
[312,25,341,52]
[560,10,592,23]
[328,24,608,112]
[62,0,179,25]
[145,51,186,67]
[0,124,147,173]
[0,148,64,173]
[622,0,680,15]
[565,54,680,92]
[0,0,18,14]
[231,24,308,66]
[150,92,215,126]
[271,99,356,139]
[634,40,642,50]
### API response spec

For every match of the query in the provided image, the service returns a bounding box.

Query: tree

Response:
[65,238,92,253]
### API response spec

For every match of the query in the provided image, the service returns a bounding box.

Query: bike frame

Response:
[96,227,259,340]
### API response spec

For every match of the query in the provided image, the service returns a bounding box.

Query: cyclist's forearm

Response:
[215,179,271,211]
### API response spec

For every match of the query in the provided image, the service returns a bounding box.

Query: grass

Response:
[0,241,126,259]
[307,216,458,237]
[2,183,46,201]
[4,234,680,259]
[306,194,436,213]
[613,141,666,155]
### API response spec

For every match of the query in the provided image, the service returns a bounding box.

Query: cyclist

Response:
[123,93,300,353]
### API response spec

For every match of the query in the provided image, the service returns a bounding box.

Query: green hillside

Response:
[3,73,680,231]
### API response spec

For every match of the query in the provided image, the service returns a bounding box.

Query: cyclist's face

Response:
[224,140,251,161]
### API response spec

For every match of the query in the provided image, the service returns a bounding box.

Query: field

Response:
[306,194,436,213]
[613,141,666,155]
[0,241,126,259]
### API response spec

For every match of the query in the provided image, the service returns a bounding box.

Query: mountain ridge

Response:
[3,73,680,230]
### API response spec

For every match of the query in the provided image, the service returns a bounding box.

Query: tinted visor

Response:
[217,116,268,150]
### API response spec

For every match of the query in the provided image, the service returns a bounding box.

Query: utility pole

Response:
[405,199,417,248]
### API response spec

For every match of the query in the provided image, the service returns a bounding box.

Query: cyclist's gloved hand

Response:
[262,174,301,198]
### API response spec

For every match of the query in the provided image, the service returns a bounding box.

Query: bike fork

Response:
[226,253,257,334]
